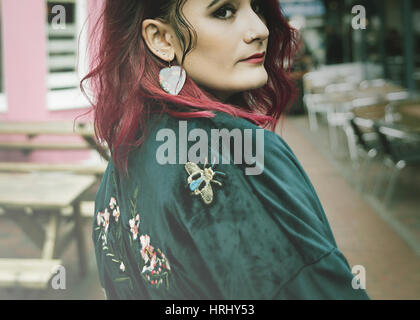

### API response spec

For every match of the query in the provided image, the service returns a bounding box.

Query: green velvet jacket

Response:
[92,110,370,300]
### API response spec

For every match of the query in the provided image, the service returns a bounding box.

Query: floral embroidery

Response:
[95,201,125,275]
[97,208,110,233]
[110,197,121,222]
[129,214,140,240]
[94,186,171,290]
[127,187,171,289]
[113,209,120,222]
[139,235,171,287]
[109,197,117,209]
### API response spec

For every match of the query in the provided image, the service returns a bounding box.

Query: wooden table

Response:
[382,104,420,134]
[0,121,110,161]
[0,121,94,136]
[328,86,405,112]
[0,172,97,289]
[354,102,420,135]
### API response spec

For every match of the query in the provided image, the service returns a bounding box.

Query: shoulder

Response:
[120,111,294,197]
[121,110,309,199]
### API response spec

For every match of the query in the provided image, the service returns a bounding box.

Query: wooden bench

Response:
[1,200,95,219]
[0,140,91,151]
[0,120,110,161]
[0,162,107,177]
[0,120,94,136]
[0,120,109,180]
[0,173,97,289]
[60,200,95,218]
[0,259,62,289]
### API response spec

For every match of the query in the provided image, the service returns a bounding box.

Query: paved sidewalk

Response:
[279,116,420,300]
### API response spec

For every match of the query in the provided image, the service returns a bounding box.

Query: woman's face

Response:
[178,0,269,101]
[142,0,270,102]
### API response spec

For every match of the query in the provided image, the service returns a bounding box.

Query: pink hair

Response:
[80,0,299,174]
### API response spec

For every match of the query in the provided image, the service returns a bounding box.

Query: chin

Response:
[246,70,268,86]
[248,77,269,90]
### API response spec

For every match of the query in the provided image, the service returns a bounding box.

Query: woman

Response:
[84,0,370,299]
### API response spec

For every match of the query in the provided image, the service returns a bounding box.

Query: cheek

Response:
[188,26,237,69]
[183,46,235,83]
[199,47,231,69]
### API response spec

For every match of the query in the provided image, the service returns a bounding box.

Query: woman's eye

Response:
[213,5,236,19]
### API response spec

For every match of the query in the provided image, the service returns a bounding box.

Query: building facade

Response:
[0,0,102,163]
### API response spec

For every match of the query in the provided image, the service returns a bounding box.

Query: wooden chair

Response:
[323,83,357,157]
[374,125,420,207]
[348,116,384,192]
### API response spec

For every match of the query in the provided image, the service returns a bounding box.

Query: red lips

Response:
[241,52,265,61]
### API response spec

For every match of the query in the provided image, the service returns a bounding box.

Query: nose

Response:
[243,7,269,44]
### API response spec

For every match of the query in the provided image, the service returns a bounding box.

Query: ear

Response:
[141,19,176,62]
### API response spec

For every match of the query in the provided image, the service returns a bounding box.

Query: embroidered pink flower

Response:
[141,251,157,274]
[139,238,170,288]
[109,197,117,210]
[96,209,110,233]
[129,214,140,240]
[140,234,154,263]
[113,207,120,222]
[103,208,110,232]
[140,234,150,249]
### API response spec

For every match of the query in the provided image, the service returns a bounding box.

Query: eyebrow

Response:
[207,0,221,9]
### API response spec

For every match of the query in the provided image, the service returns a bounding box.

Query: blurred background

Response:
[0,0,419,299]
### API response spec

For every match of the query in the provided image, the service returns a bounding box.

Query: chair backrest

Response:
[386,91,411,102]
[303,73,332,94]
[349,117,378,151]
[325,82,357,93]
[303,93,337,113]
[360,79,388,89]
[352,96,386,108]
[375,125,420,163]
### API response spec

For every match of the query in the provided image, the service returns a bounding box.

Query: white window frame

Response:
[46,0,90,111]
[0,94,7,113]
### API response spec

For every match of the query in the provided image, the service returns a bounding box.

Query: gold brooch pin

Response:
[185,157,226,205]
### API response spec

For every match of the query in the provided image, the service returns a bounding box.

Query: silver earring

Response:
[159,60,186,96]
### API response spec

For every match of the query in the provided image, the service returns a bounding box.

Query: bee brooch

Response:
[184,157,226,205]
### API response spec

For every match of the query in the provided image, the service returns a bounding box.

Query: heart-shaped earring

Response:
[159,62,186,96]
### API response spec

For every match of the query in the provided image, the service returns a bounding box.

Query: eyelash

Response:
[212,1,263,20]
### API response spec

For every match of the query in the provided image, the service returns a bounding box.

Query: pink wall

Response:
[0,0,102,163]
[0,0,48,121]
[0,0,100,122]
